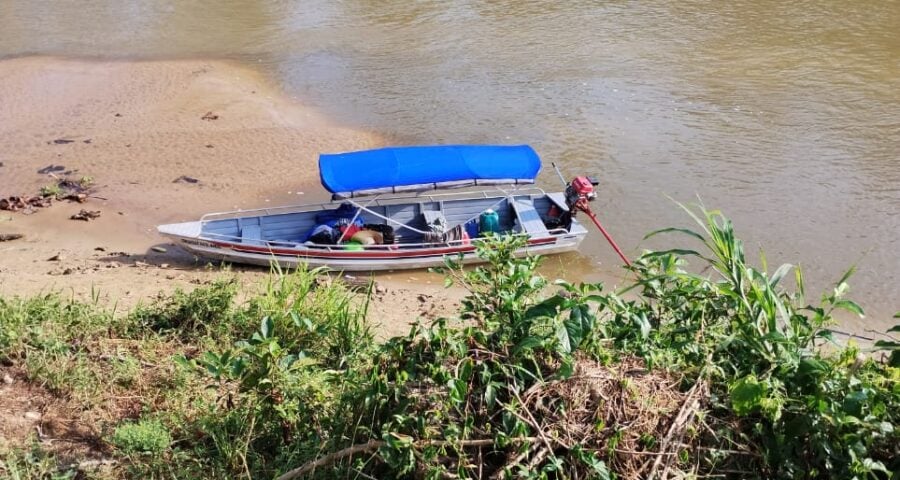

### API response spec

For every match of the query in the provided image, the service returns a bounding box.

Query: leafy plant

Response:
[39,184,62,198]
[110,419,172,456]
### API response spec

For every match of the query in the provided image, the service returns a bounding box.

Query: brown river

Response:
[1,1,898,330]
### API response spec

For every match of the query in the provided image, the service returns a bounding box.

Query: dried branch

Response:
[276,437,538,480]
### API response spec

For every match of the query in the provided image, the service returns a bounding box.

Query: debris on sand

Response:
[173,175,199,184]
[37,164,66,174]
[0,233,23,242]
[49,139,75,145]
[71,210,101,221]
[330,274,380,292]
[201,111,219,121]
[2,175,100,215]
[0,196,52,212]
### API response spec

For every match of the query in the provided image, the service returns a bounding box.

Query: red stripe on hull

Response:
[210,237,557,260]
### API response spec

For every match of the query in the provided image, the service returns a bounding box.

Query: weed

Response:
[110,419,172,456]
[0,442,78,480]
[128,278,237,338]
[39,184,62,199]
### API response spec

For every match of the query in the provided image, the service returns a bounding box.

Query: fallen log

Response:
[0,233,23,242]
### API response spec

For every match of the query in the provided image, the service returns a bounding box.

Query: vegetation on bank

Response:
[0,206,898,479]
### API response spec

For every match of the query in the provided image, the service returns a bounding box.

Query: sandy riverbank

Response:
[0,56,462,337]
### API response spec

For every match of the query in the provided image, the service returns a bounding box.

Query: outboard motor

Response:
[550,166,631,266]
[564,176,600,213]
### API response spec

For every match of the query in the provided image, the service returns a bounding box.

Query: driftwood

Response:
[0,233,23,242]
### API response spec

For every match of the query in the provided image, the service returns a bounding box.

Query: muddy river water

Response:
[1,0,898,329]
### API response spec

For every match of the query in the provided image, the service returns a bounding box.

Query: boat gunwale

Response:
[198,186,548,223]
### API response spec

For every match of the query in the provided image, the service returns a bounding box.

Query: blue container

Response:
[464,219,479,239]
[479,209,500,236]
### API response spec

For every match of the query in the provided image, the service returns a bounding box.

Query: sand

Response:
[0,56,462,337]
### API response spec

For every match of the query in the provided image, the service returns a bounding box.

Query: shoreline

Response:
[0,55,462,335]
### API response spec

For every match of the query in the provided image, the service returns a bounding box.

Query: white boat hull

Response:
[161,231,585,271]
[157,190,589,271]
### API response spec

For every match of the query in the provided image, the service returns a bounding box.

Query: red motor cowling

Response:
[565,176,599,209]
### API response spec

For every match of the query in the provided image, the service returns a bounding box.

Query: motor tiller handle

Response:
[576,200,632,267]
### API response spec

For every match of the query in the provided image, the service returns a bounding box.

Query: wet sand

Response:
[0,56,462,336]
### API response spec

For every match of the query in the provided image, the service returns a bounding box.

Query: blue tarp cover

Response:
[319,145,541,197]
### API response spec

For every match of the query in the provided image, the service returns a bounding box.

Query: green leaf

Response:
[230,358,247,377]
[639,249,705,260]
[835,265,857,288]
[447,378,467,404]
[485,383,497,408]
[556,323,574,354]
[512,336,545,354]
[798,358,829,380]
[730,375,767,416]
[260,316,274,339]
[873,340,900,350]
[862,458,889,474]
[795,265,806,299]
[833,299,864,317]
[556,304,595,355]
[173,354,193,370]
[842,390,867,417]
[643,227,707,243]
[769,263,793,287]
[632,312,651,339]
[525,296,565,321]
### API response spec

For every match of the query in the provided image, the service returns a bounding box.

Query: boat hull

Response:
[157,189,589,271]
[164,233,585,271]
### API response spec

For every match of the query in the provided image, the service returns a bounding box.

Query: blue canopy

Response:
[319,145,541,198]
